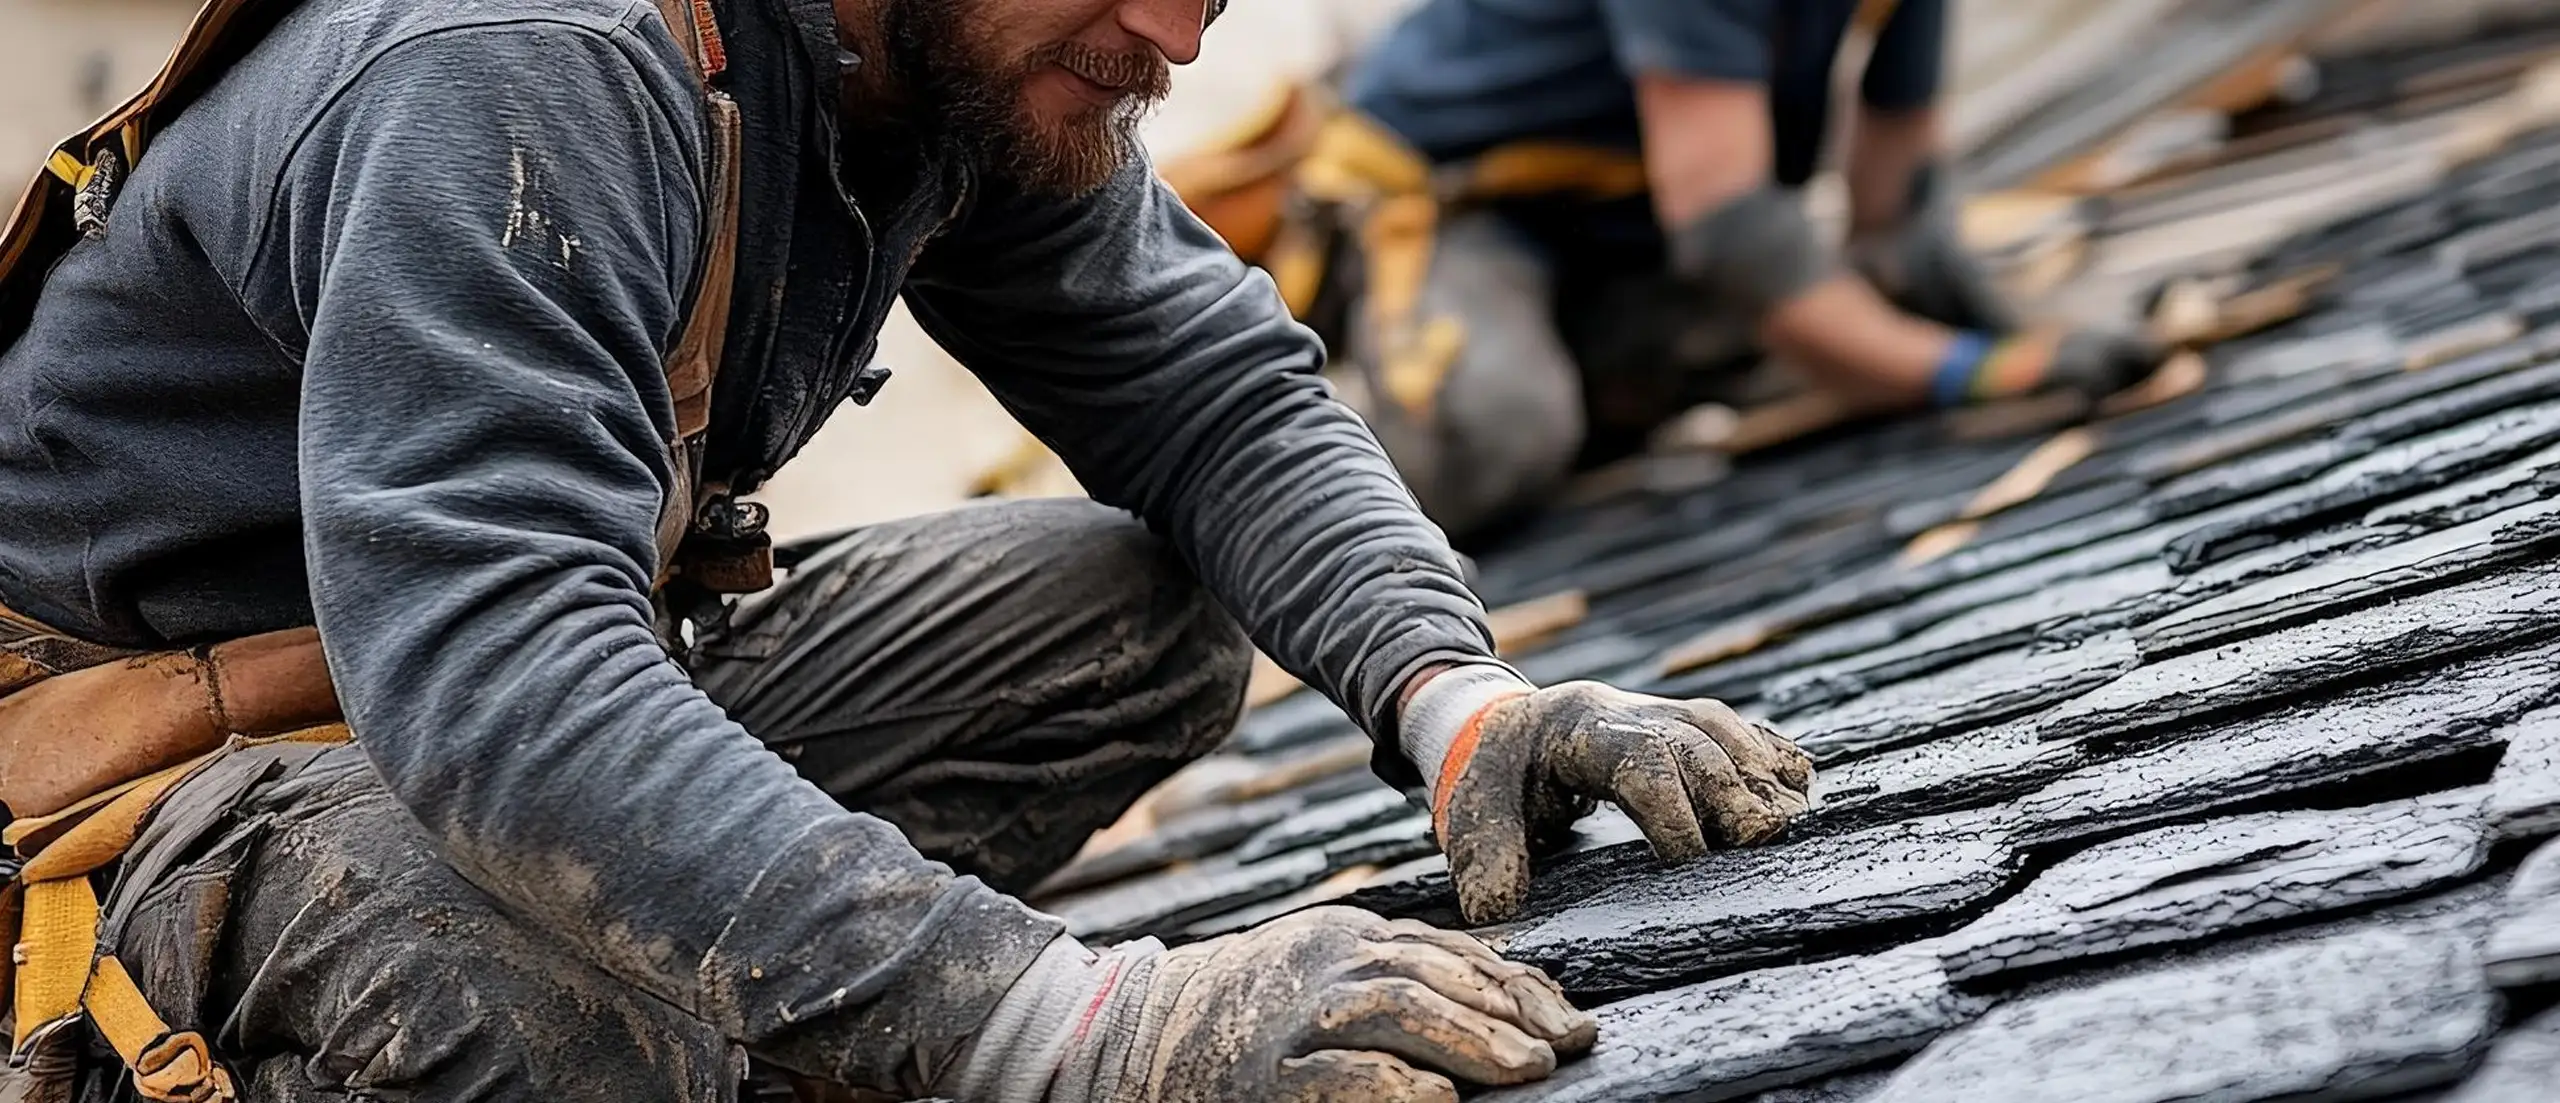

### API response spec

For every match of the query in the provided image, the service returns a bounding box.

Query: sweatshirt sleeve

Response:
[904,155,1499,785]
[265,21,1055,1092]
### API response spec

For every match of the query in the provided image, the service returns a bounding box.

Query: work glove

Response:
[947,907,1597,1103]
[1849,163,2021,334]
[1928,327,2168,408]
[1400,665,1815,925]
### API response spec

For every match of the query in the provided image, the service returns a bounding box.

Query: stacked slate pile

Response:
[1019,30,2560,1103]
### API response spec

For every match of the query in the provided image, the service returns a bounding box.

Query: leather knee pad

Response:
[1666,185,1835,319]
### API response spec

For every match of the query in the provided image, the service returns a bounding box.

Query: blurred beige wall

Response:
[1,1,197,170]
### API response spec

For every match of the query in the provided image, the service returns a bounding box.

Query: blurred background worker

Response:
[1256,0,2166,540]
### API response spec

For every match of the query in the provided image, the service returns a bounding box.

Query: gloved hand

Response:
[1929,328,2167,408]
[1848,163,2020,334]
[1400,666,1815,925]
[947,907,1597,1103]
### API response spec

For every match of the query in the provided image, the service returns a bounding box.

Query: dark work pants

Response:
[87,499,1253,1102]
[1340,212,1759,543]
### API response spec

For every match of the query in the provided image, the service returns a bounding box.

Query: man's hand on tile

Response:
[1407,672,1815,925]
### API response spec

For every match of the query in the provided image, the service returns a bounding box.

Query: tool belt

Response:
[1160,88,1649,423]
[0,0,753,1098]
[0,608,345,1103]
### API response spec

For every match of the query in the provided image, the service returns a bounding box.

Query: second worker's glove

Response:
[1848,162,2020,334]
[1400,666,1815,925]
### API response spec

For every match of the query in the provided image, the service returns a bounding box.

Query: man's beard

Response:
[881,0,1171,198]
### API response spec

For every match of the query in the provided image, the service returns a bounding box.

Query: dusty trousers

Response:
[1338,210,1756,543]
[69,498,1254,1102]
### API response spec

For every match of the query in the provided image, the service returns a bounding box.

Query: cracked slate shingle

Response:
[1873,929,2498,1103]
[1495,811,2019,999]
[1783,636,2139,765]
[1478,951,1986,1103]
[1935,790,2488,983]
[2484,835,2560,989]
[2009,640,2555,851]
[2036,561,2560,745]
[2442,1006,2560,1103]
[2486,703,2560,841]
[2138,497,2560,659]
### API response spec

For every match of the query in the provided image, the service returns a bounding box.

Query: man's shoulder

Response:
[257,0,687,81]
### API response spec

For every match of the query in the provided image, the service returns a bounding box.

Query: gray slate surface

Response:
[1477,951,1986,1103]
[1873,930,2499,1103]
[2487,704,2560,840]
[2485,836,2560,989]
[2038,561,2560,745]
[1936,791,2488,982]
[1498,811,2020,998]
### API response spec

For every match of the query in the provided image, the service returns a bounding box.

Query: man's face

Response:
[876,0,1215,197]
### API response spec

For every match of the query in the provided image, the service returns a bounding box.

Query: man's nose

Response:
[1116,0,1207,66]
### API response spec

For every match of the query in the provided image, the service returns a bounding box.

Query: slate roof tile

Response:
[1474,951,1987,1103]
[1872,929,2497,1103]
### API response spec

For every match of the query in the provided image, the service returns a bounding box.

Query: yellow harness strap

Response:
[1273,109,1649,421]
[8,724,350,1103]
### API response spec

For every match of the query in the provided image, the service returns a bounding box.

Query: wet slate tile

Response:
[2165,399,2560,570]
[1936,791,2489,983]
[2363,441,2560,532]
[2114,526,2389,628]
[1049,847,1330,942]
[2149,436,2356,519]
[2131,340,2539,484]
[2441,1006,2560,1103]
[1783,637,2139,765]
[1800,724,2088,838]
[2010,641,2557,851]
[1495,811,2021,1000]
[1649,494,2273,699]
[2139,498,2560,659]
[2038,561,2560,745]
[1873,929,2499,1103]
[1232,788,1415,864]
[2484,835,2560,989]
[1481,951,1986,1103]
[1763,564,2169,716]
[2487,704,2560,841]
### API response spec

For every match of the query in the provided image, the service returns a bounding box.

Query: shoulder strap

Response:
[0,0,293,342]
[642,0,764,596]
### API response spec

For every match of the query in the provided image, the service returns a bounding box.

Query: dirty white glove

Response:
[949,907,1596,1103]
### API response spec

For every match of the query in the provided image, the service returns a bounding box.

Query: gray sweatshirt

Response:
[0,0,1493,1092]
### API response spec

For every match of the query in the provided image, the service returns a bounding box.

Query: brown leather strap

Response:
[0,627,336,820]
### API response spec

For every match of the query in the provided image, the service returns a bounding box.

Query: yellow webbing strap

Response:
[9,724,350,1102]
[1282,111,1646,420]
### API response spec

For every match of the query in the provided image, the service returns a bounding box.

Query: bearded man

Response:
[0,0,1812,1100]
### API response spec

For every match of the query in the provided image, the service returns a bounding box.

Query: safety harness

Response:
[1163,91,1650,423]
[0,0,752,1098]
